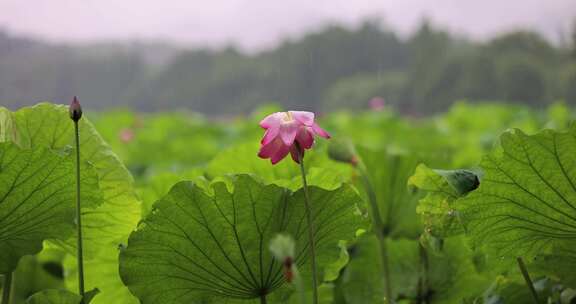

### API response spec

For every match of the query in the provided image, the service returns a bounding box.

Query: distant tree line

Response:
[0,19,575,114]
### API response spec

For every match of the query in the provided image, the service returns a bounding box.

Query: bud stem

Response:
[357,162,393,303]
[293,266,306,304]
[516,257,538,304]
[1,273,13,304]
[296,143,319,304]
[74,120,86,303]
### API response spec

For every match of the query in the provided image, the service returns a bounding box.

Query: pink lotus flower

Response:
[258,111,330,164]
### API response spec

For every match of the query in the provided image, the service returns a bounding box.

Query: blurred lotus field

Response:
[92,102,571,176]
[1,101,576,304]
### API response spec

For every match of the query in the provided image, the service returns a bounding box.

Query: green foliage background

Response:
[1,101,576,303]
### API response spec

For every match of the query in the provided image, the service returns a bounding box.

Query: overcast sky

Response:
[0,0,574,50]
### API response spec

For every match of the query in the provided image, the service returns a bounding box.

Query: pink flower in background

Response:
[258,111,330,164]
[369,96,385,111]
[119,128,135,143]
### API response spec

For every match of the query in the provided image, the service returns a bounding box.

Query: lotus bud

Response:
[435,169,481,195]
[327,138,358,166]
[269,234,295,262]
[69,96,83,122]
[269,234,296,283]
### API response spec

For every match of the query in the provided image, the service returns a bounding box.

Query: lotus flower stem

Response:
[1,273,12,304]
[257,111,329,303]
[417,242,429,304]
[516,257,538,304]
[296,146,319,304]
[357,163,392,303]
[70,97,85,301]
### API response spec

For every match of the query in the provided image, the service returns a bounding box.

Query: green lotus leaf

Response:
[358,147,424,239]
[136,168,206,217]
[531,251,576,287]
[0,103,141,256]
[0,142,99,273]
[120,174,365,303]
[26,289,82,304]
[26,288,99,304]
[206,142,351,190]
[340,234,490,303]
[483,276,564,304]
[63,247,138,304]
[408,164,479,239]
[457,127,576,260]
